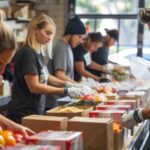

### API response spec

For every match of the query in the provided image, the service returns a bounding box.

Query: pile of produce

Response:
[55,107,83,113]
[0,130,24,148]
[112,66,129,81]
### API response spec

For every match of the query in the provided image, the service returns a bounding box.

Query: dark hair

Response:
[139,8,150,23]
[88,32,103,42]
[105,28,119,40]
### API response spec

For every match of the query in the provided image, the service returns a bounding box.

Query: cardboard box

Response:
[114,130,124,150]
[96,104,131,112]
[46,106,93,118]
[103,100,137,109]
[119,91,146,107]
[105,93,118,100]
[25,130,83,150]
[89,110,125,123]
[68,117,114,150]
[2,145,61,150]
[22,115,68,132]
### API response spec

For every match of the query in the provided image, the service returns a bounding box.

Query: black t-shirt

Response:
[7,45,49,123]
[87,45,109,77]
[73,44,89,81]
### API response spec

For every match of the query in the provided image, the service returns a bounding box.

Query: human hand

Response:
[101,65,112,74]
[7,122,35,139]
[66,87,85,98]
[121,108,144,129]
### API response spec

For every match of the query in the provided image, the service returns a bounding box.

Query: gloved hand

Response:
[101,65,112,74]
[64,87,84,98]
[121,108,144,129]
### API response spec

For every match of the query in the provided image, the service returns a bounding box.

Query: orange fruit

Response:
[0,130,16,146]
[0,130,13,136]
[4,135,16,146]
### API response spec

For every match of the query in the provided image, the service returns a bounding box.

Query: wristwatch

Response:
[63,87,68,95]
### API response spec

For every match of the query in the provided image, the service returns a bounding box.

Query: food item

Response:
[82,95,95,101]
[94,85,117,94]
[68,100,97,106]
[0,131,16,146]
[0,135,5,146]
[113,123,122,133]
[0,130,25,146]
[13,132,24,143]
[112,66,129,81]
[56,107,83,113]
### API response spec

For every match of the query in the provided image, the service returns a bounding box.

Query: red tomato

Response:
[13,133,24,143]
[112,88,117,93]
[82,95,94,101]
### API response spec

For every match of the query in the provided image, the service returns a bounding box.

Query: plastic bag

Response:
[130,57,150,80]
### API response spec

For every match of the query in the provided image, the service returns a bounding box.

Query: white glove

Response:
[121,108,144,129]
[67,87,84,98]
[101,65,112,74]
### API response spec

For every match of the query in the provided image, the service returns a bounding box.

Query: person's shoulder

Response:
[54,40,67,50]
[15,45,35,58]
[73,44,83,52]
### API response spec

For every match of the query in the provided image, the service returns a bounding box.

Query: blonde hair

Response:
[0,13,16,53]
[25,13,56,53]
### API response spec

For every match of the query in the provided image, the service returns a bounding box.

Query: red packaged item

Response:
[89,110,125,122]
[103,100,137,109]
[25,130,83,150]
[1,145,61,150]
[96,104,131,112]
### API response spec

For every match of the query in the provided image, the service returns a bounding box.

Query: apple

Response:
[82,95,95,101]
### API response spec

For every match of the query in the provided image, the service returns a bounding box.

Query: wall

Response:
[34,0,69,45]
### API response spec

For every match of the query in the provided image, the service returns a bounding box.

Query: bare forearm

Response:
[56,74,76,83]
[29,83,64,95]
[78,70,100,81]
[89,61,103,71]
[48,75,65,87]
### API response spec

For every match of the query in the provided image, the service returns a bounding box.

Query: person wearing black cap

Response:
[46,15,87,109]
[73,32,104,82]
[121,8,150,129]
[87,28,119,77]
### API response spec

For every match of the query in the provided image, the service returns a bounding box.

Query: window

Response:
[76,0,139,14]
[75,0,141,54]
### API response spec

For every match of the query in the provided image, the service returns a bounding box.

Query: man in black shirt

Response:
[88,29,119,77]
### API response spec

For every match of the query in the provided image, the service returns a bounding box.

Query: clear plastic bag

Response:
[130,57,150,80]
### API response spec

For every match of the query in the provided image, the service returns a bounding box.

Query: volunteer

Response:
[88,29,119,77]
[0,15,34,137]
[73,32,104,82]
[121,8,150,128]
[7,14,85,123]
[47,15,86,82]
[46,15,87,109]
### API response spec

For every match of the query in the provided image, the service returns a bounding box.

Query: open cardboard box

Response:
[46,106,93,118]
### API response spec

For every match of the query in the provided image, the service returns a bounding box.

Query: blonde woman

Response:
[0,15,34,137]
[7,14,85,123]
